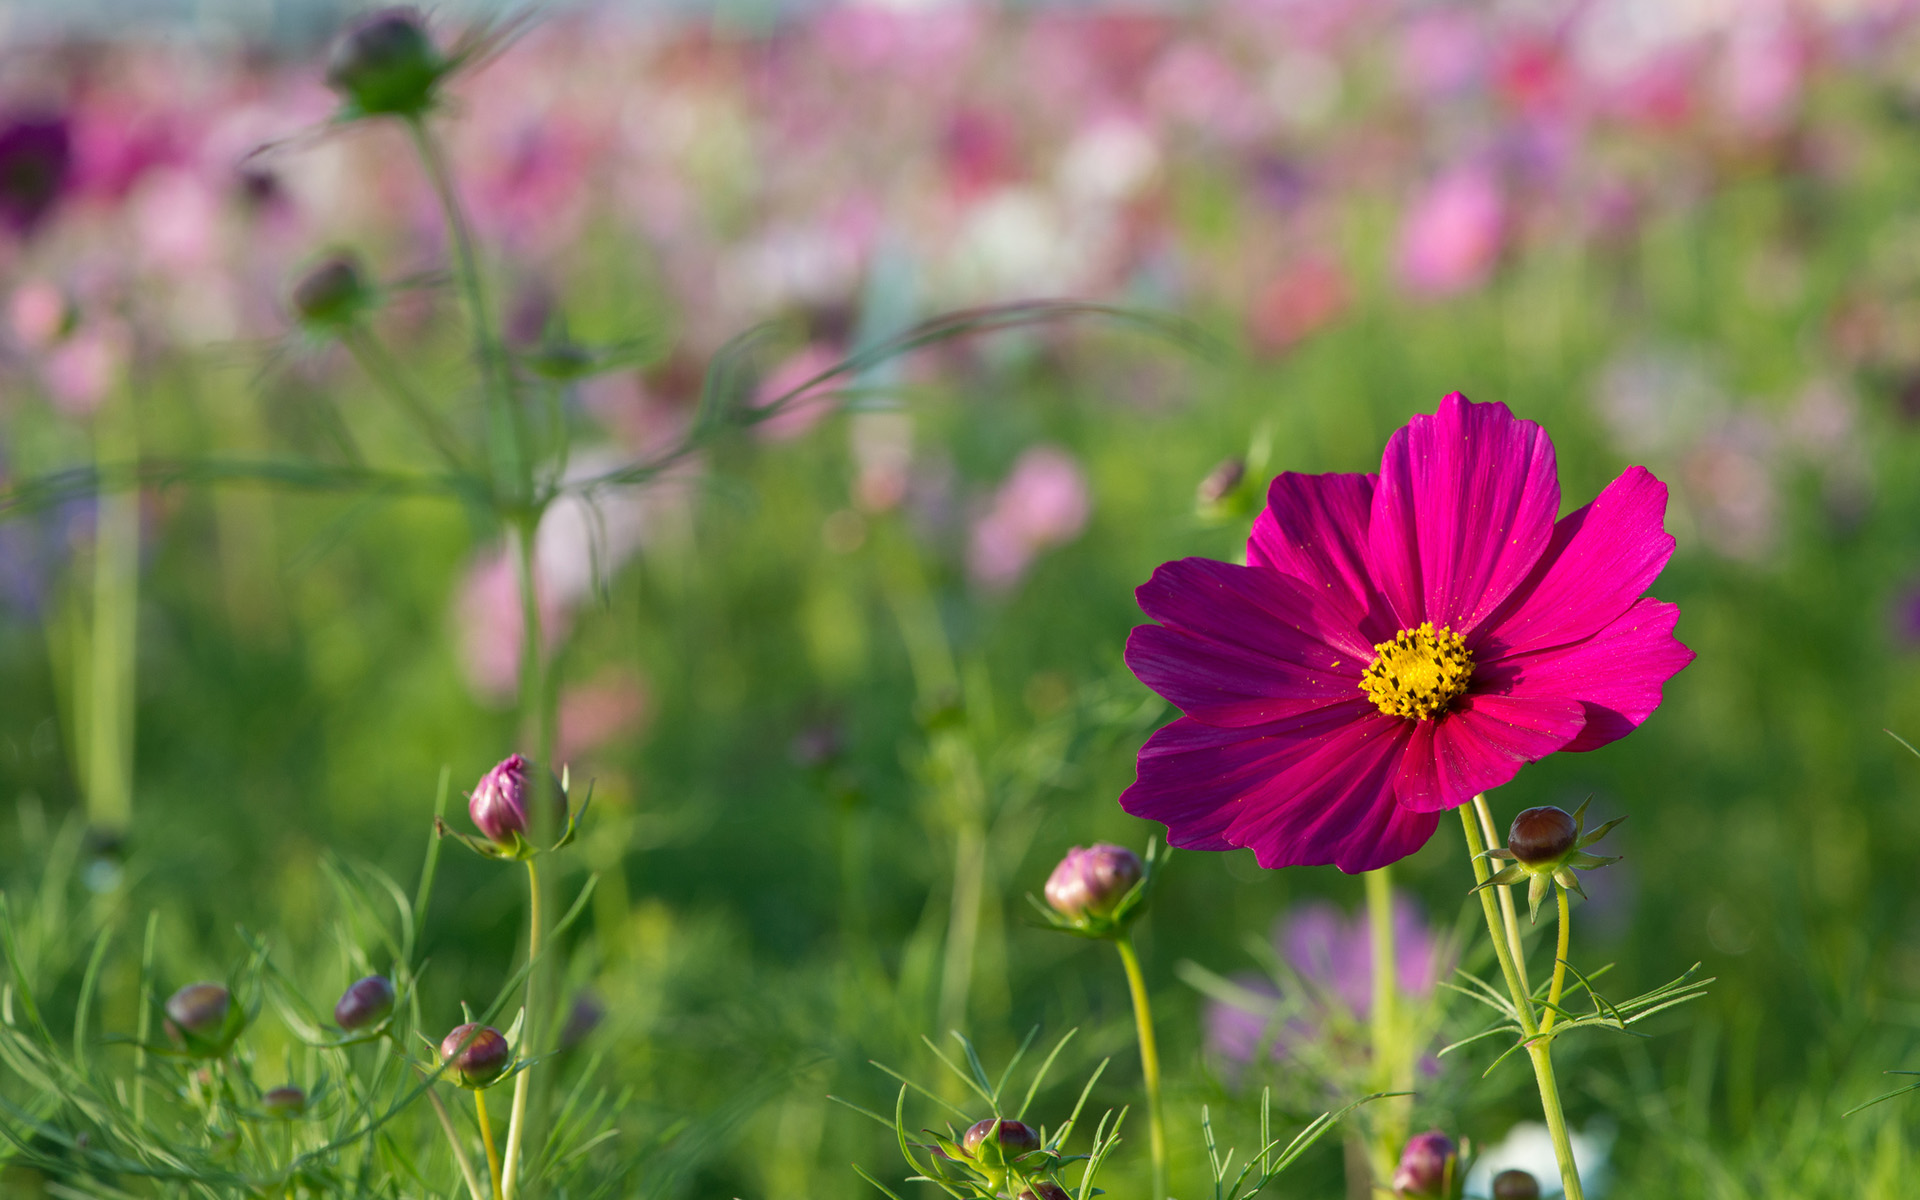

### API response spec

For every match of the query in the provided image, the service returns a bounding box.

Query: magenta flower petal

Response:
[1393,694,1586,813]
[1248,472,1386,629]
[1470,466,1676,655]
[1128,624,1360,726]
[1120,716,1279,851]
[1482,596,1693,752]
[1367,394,1560,630]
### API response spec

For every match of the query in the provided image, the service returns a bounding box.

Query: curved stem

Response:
[425,1086,486,1200]
[1543,886,1571,1034]
[341,327,468,471]
[1115,935,1167,1200]
[475,1088,504,1200]
[501,857,543,1199]
[1473,795,1530,994]
[1363,866,1408,1183]
[405,114,527,500]
[1458,804,1536,1035]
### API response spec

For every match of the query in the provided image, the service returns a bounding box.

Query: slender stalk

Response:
[1115,935,1167,1200]
[341,326,468,471]
[1525,1042,1584,1200]
[937,820,987,1038]
[1458,804,1535,1033]
[475,1088,505,1200]
[1461,799,1583,1200]
[85,399,139,837]
[500,857,542,1199]
[405,115,527,498]
[1473,795,1530,993]
[1363,866,1408,1183]
[425,1086,487,1200]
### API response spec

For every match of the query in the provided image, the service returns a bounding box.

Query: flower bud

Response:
[961,1117,1041,1165]
[440,1023,511,1089]
[164,982,241,1057]
[0,113,73,235]
[1019,1184,1070,1200]
[468,753,558,848]
[262,1085,307,1119]
[291,254,369,329]
[1197,458,1247,508]
[325,8,445,118]
[1491,1169,1541,1200]
[1507,806,1578,866]
[1044,843,1143,922]
[1391,1130,1459,1198]
[333,975,396,1031]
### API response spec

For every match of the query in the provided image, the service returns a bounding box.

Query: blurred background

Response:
[5,0,1920,1195]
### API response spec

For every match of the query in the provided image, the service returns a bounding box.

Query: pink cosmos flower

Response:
[1396,166,1506,298]
[1121,394,1693,872]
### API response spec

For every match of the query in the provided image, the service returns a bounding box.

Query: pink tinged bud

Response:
[1392,1130,1458,1197]
[961,1117,1041,1164]
[1492,1169,1541,1200]
[334,975,396,1031]
[1020,1185,1071,1200]
[164,983,239,1056]
[1507,806,1578,866]
[469,754,536,847]
[1044,844,1143,921]
[325,8,445,117]
[440,1023,512,1088]
[262,1086,307,1118]
[1196,458,1246,508]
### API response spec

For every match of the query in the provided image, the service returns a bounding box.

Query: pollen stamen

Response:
[1360,622,1474,721]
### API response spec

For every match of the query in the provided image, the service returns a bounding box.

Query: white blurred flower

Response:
[1465,1120,1614,1198]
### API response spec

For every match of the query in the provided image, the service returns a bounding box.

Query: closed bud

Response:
[1197,458,1247,507]
[1391,1130,1459,1198]
[333,975,396,1031]
[1044,843,1143,922]
[468,753,558,848]
[1491,1169,1541,1200]
[291,254,369,329]
[164,983,241,1057]
[325,8,445,118]
[1019,1184,1070,1200]
[440,1023,511,1089]
[1507,806,1578,866]
[961,1117,1041,1166]
[262,1085,307,1119]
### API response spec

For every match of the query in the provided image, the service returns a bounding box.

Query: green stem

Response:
[1363,866,1408,1182]
[475,1088,505,1200]
[1460,799,1583,1200]
[1115,935,1167,1200]
[425,1084,486,1200]
[1543,886,1571,1034]
[937,820,986,1038]
[1473,795,1530,994]
[342,326,468,471]
[500,857,542,1199]
[86,401,139,837]
[405,115,526,499]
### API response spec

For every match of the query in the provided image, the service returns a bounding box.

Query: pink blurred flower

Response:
[1396,166,1506,298]
[558,671,652,761]
[1396,12,1486,102]
[968,445,1091,591]
[45,322,128,417]
[454,545,567,704]
[753,342,843,441]
[9,281,69,349]
[1718,16,1805,135]
[1247,254,1348,354]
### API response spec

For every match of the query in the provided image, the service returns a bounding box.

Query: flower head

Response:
[1393,1130,1461,1198]
[440,1023,511,1088]
[1478,797,1623,922]
[1123,394,1692,872]
[325,8,446,118]
[960,1117,1041,1167]
[1043,843,1143,922]
[290,254,372,330]
[465,753,571,855]
[333,975,396,1032]
[164,982,243,1057]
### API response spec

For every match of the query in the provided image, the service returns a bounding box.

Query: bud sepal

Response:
[1474,797,1623,923]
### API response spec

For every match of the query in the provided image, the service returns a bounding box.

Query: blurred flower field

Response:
[5,0,1920,1196]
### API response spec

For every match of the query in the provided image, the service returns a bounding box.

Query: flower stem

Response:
[425,1085,486,1200]
[475,1088,505,1200]
[1460,799,1583,1200]
[341,326,468,471]
[85,397,139,838]
[1115,934,1167,1200]
[500,856,542,1200]
[1473,795,1530,993]
[1363,866,1408,1183]
[1543,885,1571,1034]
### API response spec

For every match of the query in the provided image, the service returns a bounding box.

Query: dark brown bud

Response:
[164,982,241,1057]
[1491,1169,1541,1200]
[1507,805,1578,866]
[961,1117,1041,1163]
[325,8,445,118]
[1019,1184,1070,1200]
[440,1022,511,1088]
[262,1085,307,1118]
[333,975,396,1031]
[291,254,369,328]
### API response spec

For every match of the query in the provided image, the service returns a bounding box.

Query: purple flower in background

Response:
[1396,165,1505,297]
[1205,892,1446,1070]
[0,113,73,235]
[968,445,1091,591]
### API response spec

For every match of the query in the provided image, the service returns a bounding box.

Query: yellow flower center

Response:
[1360,622,1474,721]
